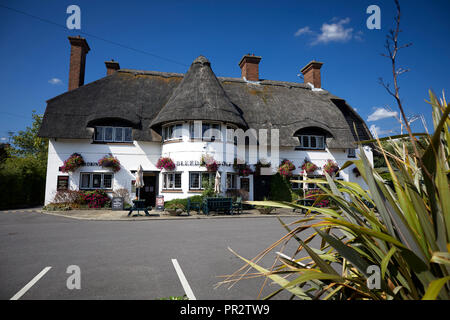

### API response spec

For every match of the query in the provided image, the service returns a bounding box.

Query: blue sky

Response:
[0,0,449,141]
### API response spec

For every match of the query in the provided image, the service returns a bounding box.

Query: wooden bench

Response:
[202,197,233,215]
[127,199,151,217]
[187,198,203,215]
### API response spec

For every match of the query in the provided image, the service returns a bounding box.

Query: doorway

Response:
[135,173,158,207]
[253,175,271,200]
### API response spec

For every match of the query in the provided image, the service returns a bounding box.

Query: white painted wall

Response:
[44,124,372,205]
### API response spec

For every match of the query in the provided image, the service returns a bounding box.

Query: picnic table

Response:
[127,199,151,217]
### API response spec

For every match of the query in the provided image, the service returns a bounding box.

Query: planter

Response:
[257,207,275,215]
[156,157,176,171]
[61,153,85,173]
[98,154,121,172]
[166,208,183,216]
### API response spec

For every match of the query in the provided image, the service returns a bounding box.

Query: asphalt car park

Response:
[0,211,307,300]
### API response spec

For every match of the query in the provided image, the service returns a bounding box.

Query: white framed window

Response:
[80,172,113,190]
[348,148,356,158]
[162,172,182,190]
[162,123,183,141]
[296,135,325,150]
[226,173,237,190]
[189,172,215,190]
[188,121,222,141]
[290,175,303,190]
[94,127,133,142]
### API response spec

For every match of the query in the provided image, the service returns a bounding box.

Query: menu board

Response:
[155,195,164,211]
[111,197,124,211]
[57,176,69,190]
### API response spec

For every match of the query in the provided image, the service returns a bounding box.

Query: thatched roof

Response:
[39,56,371,148]
[150,56,246,128]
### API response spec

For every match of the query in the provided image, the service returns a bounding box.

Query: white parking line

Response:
[171,259,196,300]
[10,266,52,300]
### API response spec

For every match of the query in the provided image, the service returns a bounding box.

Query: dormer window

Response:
[95,126,132,142]
[297,135,325,150]
[294,127,330,150]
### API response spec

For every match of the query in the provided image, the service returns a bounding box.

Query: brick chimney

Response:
[300,61,323,89]
[68,36,90,91]
[238,54,262,81]
[105,60,120,76]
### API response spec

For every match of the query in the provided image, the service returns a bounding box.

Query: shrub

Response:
[269,173,292,202]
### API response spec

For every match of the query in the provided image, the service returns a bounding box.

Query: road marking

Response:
[10,266,52,300]
[171,259,196,300]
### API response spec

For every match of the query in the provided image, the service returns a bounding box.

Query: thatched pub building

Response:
[39,36,373,207]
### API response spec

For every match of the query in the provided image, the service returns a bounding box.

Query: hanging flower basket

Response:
[233,159,254,176]
[277,159,295,177]
[301,159,318,174]
[156,157,176,171]
[254,160,271,175]
[323,159,339,176]
[98,154,121,172]
[61,153,85,173]
[200,154,219,172]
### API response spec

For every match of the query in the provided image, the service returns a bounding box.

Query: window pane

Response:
[174,173,182,189]
[104,128,113,141]
[202,123,210,139]
[92,174,102,188]
[115,127,123,142]
[95,127,103,141]
[310,136,317,148]
[226,126,234,142]
[163,174,167,189]
[103,174,112,189]
[81,174,90,189]
[174,124,182,139]
[302,136,309,148]
[190,172,200,189]
[317,136,324,149]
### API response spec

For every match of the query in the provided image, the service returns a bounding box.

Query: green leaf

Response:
[422,276,450,300]
[228,247,312,300]
[381,247,397,279]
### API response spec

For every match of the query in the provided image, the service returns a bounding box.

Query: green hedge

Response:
[0,157,46,210]
[269,173,292,202]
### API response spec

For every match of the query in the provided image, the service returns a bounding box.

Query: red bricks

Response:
[68,36,90,91]
[238,54,262,81]
[105,60,120,76]
[300,61,323,89]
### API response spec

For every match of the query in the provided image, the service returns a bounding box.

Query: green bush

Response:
[164,195,203,211]
[268,173,292,202]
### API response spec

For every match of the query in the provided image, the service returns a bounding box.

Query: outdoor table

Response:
[127,199,151,217]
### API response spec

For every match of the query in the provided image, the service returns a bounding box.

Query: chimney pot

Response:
[105,60,120,76]
[300,60,324,89]
[68,36,90,91]
[238,54,262,81]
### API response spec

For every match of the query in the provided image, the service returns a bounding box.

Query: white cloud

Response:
[48,78,63,85]
[294,26,313,37]
[369,124,394,137]
[295,18,360,46]
[367,108,398,121]
[312,18,353,45]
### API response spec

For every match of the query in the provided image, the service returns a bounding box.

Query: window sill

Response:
[92,141,134,145]
[162,139,183,144]
[161,189,183,193]
[294,148,326,151]
[188,189,203,193]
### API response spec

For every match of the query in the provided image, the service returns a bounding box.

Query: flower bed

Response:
[305,189,329,208]
[61,153,85,173]
[156,157,176,171]
[98,154,121,172]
